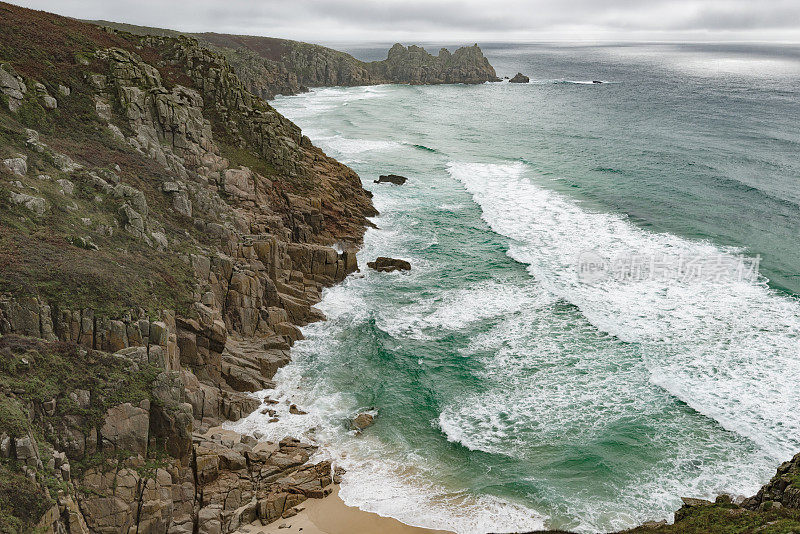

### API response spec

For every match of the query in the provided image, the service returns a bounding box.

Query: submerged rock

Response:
[374,174,407,185]
[509,72,530,83]
[367,257,411,273]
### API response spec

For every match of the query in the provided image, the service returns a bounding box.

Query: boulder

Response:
[367,257,411,273]
[374,174,407,185]
[509,72,530,83]
[2,155,27,176]
[10,192,48,217]
[351,412,375,432]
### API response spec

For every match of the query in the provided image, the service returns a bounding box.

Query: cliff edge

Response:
[93,21,500,100]
[0,2,375,532]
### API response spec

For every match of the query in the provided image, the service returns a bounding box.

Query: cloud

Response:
[8,0,800,41]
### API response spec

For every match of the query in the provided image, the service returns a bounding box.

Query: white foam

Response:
[227,276,549,534]
[447,161,800,460]
[264,84,800,533]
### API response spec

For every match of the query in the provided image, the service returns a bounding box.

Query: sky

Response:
[9,0,800,43]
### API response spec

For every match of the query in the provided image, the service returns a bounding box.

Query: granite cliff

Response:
[2,4,797,534]
[0,2,374,532]
[93,21,500,100]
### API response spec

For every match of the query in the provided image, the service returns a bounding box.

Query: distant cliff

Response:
[92,21,499,99]
[367,43,499,85]
[0,2,376,532]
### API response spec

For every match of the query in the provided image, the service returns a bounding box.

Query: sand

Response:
[237,486,453,534]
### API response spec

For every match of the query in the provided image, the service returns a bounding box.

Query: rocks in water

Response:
[374,174,407,185]
[351,412,375,432]
[509,72,530,83]
[592,80,603,84]
[289,404,307,415]
[367,257,411,273]
[371,43,500,85]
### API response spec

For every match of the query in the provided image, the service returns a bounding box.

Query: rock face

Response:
[374,174,407,185]
[0,62,27,112]
[367,257,412,273]
[0,3,377,533]
[509,72,530,83]
[367,43,500,85]
[93,21,500,97]
[742,452,800,510]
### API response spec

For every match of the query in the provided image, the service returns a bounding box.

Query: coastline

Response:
[1,4,799,533]
[238,485,454,534]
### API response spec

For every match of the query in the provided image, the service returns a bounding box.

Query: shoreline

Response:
[237,485,454,534]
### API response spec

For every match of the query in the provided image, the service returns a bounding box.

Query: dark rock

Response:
[289,404,307,415]
[350,413,375,431]
[366,257,411,273]
[742,451,800,510]
[374,174,407,185]
[509,72,530,83]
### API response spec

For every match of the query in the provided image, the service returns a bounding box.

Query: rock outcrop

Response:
[92,21,500,98]
[0,2,376,533]
[367,43,500,85]
[374,174,407,185]
[509,72,530,83]
[742,452,800,511]
[367,257,411,273]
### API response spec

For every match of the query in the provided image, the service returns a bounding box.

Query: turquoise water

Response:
[230,43,800,533]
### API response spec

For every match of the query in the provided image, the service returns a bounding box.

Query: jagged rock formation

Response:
[368,43,500,85]
[0,2,375,532]
[92,21,500,99]
[509,72,530,83]
[742,452,800,511]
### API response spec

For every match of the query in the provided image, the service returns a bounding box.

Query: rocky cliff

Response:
[0,2,375,532]
[93,21,499,100]
[367,43,500,85]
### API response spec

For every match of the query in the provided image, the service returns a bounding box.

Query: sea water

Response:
[228,42,800,533]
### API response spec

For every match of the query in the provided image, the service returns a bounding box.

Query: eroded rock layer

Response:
[0,2,373,532]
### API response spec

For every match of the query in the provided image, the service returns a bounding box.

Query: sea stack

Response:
[509,72,530,83]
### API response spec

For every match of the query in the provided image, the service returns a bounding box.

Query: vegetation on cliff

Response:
[1,3,797,534]
[93,20,500,100]
[0,1,373,532]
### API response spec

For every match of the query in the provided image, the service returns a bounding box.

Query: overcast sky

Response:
[10,0,800,43]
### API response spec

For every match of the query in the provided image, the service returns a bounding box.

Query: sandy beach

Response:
[237,486,454,534]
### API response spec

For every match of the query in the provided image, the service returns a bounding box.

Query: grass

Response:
[0,461,51,534]
[0,102,200,317]
[623,503,800,534]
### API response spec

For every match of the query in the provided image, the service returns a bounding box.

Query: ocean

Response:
[228,42,800,533]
